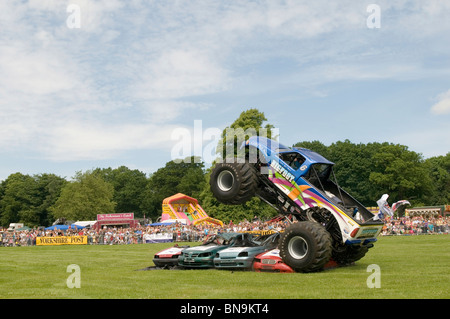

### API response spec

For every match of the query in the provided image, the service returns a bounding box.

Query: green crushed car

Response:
[213,232,280,270]
[178,232,241,268]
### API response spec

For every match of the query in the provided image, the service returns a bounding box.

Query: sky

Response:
[0,0,449,181]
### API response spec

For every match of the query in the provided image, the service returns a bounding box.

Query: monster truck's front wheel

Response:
[279,221,332,273]
[209,160,258,205]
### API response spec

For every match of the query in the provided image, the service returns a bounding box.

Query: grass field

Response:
[0,235,448,299]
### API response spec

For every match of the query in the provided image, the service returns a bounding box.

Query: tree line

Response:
[294,140,449,207]
[1,109,449,227]
[0,160,207,228]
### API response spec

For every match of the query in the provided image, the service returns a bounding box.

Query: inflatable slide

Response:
[161,193,223,226]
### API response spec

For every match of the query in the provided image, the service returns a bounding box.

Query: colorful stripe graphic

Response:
[268,167,346,222]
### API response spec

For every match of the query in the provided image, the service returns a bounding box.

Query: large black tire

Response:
[209,160,258,205]
[279,221,332,273]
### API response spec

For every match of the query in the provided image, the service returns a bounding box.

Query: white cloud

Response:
[42,121,182,161]
[1,0,450,166]
[138,101,211,123]
[134,49,230,100]
[431,89,450,115]
[392,125,450,159]
[0,45,77,95]
[0,1,130,159]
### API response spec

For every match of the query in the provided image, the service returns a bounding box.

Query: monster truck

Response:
[209,137,384,272]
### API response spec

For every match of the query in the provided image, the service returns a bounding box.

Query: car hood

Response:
[183,244,227,254]
[256,249,282,259]
[218,246,266,257]
[155,247,185,257]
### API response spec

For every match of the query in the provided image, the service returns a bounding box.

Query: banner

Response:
[144,233,173,243]
[244,230,278,236]
[97,213,134,221]
[36,236,87,246]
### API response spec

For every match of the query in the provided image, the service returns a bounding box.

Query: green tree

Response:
[142,156,206,220]
[294,139,435,206]
[200,108,278,222]
[368,143,432,205]
[293,140,330,159]
[199,177,277,223]
[27,174,67,226]
[294,140,376,205]
[424,152,450,205]
[328,140,377,206]
[0,173,66,227]
[0,173,36,227]
[218,108,275,160]
[50,170,116,221]
[94,166,149,217]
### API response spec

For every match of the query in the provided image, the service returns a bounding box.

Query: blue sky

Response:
[1,0,449,181]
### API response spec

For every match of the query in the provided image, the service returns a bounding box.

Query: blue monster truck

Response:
[209,137,384,272]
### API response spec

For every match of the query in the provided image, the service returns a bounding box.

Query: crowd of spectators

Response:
[380,215,449,236]
[1,215,448,247]
[0,217,289,247]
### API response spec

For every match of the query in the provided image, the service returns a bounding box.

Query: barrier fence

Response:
[1,216,449,247]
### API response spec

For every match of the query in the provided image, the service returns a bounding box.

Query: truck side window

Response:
[279,152,306,170]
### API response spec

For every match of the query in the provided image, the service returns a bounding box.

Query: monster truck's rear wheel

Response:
[209,160,258,205]
[332,245,369,265]
[279,221,332,273]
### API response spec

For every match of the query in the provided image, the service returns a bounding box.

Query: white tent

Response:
[73,221,97,228]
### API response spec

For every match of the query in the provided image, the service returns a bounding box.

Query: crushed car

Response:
[213,232,280,270]
[253,249,294,273]
[153,245,190,268]
[178,233,241,269]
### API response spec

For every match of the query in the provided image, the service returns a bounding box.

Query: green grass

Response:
[0,235,448,299]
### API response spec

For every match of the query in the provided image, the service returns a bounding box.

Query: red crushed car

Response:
[253,248,339,273]
[253,249,294,273]
[153,245,190,268]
